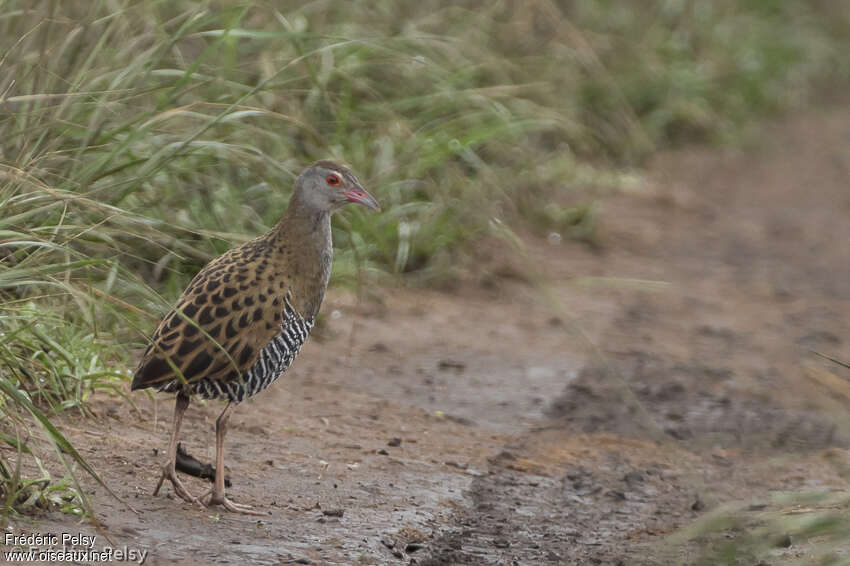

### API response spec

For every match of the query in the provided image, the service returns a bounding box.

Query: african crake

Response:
[131,161,379,514]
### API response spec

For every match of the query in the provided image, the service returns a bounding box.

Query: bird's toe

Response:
[155,463,204,507]
[208,492,266,515]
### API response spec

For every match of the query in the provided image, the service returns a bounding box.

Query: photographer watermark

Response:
[3,531,148,564]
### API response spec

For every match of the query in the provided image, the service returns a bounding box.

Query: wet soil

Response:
[7,103,850,564]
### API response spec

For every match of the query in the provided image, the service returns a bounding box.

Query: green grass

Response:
[680,354,850,565]
[673,491,850,565]
[1,0,849,516]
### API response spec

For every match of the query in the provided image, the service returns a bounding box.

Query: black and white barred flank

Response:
[170,296,313,403]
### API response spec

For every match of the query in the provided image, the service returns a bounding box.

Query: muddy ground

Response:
[8,103,850,565]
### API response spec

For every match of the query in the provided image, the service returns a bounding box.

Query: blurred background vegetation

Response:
[1,0,849,527]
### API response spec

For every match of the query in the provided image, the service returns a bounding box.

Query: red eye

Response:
[326,174,341,186]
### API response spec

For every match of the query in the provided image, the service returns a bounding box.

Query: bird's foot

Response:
[153,463,205,508]
[206,491,266,515]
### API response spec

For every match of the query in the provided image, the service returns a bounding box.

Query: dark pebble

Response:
[775,534,792,548]
[691,496,705,511]
[322,508,344,517]
[665,427,692,440]
[405,543,424,553]
[495,450,516,461]
[388,437,402,447]
[623,471,643,485]
[438,359,466,371]
[445,413,475,426]
[377,449,389,455]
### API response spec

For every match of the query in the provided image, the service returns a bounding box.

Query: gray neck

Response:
[268,195,333,320]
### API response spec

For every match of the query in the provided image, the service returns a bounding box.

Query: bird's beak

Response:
[344,185,381,211]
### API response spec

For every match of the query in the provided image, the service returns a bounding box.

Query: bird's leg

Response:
[206,402,264,515]
[153,392,203,507]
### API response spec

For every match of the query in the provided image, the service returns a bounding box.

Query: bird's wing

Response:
[131,241,294,391]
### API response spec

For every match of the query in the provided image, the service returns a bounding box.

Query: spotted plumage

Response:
[131,160,379,514]
[176,295,314,402]
[132,238,313,402]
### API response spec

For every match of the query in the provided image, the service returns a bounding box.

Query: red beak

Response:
[344,186,380,211]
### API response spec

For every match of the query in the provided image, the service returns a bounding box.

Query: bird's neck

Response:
[267,196,333,320]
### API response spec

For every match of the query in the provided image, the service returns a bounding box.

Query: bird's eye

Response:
[326,174,341,187]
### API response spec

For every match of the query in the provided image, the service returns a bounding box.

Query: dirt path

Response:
[420,104,850,565]
[11,103,850,565]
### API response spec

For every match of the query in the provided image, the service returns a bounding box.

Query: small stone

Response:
[405,543,424,553]
[322,508,344,517]
[775,534,792,548]
[438,359,466,372]
[388,437,402,447]
[377,449,389,455]
[692,496,705,511]
[624,471,643,485]
[495,450,516,461]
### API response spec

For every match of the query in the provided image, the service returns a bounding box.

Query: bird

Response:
[131,161,379,514]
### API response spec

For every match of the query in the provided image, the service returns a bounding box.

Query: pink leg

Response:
[206,402,264,515]
[153,392,203,507]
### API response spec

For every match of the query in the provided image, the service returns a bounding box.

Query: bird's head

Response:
[295,160,380,213]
